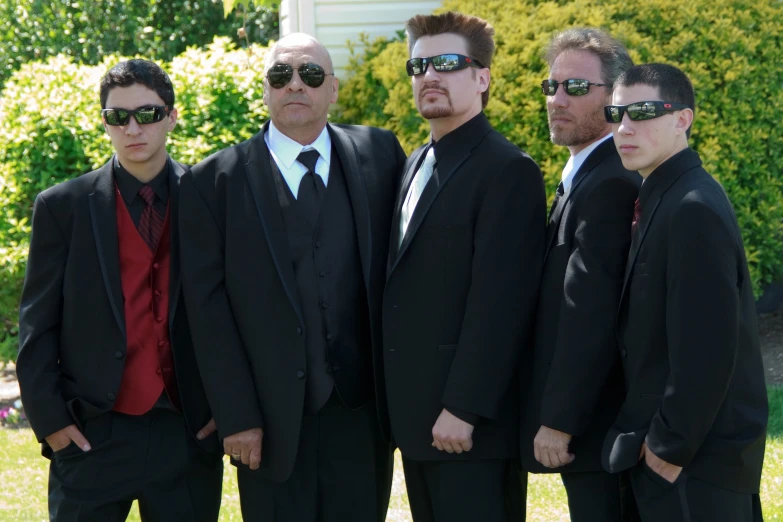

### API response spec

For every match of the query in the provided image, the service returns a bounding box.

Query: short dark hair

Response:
[405,11,495,108]
[545,28,633,88]
[99,59,175,109]
[615,63,696,137]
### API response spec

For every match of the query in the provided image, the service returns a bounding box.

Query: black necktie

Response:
[632,197,642,233]
[296,150,324,227]
[138,185,164,251]
[549,181,565,221]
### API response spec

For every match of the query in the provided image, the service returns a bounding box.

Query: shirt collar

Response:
[267,121,332,168]
[561,133,612,191]
[113,156,170,205]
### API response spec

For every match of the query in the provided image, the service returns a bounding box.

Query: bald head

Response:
[265,33,334,74]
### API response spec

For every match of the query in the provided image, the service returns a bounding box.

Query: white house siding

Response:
[280,0,441,79]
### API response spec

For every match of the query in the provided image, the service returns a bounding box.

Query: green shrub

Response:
[0,0,278,87]
[0,37,271,363]
[334,0,783,298]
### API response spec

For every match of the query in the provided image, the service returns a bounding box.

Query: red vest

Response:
[113,188,180,414]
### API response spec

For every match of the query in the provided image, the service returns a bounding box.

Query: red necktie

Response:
[138,185,164,251]
[631,198,642,233]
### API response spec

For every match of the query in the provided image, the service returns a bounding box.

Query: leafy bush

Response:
[0,37,271,362]
[0,0,278,87]
[334,0,783,298]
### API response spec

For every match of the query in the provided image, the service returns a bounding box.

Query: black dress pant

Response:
[630,461,763,522]
[560,469,640,522]
[237,393,393,522]
[48,409,223,522]
[402,457,526,522]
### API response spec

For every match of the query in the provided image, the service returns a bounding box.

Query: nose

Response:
[286,69,306,91]
[422,61,440,80]
[549,84,569,108]
[124,117,142,136]
[617,113,634,135]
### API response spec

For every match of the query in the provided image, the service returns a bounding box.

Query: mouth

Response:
[549,113,572,124]
[126,143,145,149]
[618,145,638,153]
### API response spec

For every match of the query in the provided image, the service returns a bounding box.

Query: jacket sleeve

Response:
[646,199,739,466]
[441,154,546,420]
[179,169,265,439]
[16,193,74,441]
[540,176,638,436]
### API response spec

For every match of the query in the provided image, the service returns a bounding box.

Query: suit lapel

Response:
[389,129,484,276]
[168,159,184,326]
[544,138,617,260]
[88,160,126,339]
[388,145,427,266]
[242,124,303,324]
[328,124,372,290]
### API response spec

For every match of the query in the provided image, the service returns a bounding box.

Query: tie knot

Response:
[138,185,156,206]
[297,149,320,173]
[634,197,642,213]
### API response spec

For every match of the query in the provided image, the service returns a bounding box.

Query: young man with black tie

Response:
[383,12,546,521]
[520,28,640,522]
[17,59,223,521]
[179,33,406,522]
[603,63,768,521]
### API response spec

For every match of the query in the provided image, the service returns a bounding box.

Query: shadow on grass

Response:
[768,386,783,439]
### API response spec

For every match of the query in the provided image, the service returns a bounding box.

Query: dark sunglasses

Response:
[604,101,691,123]
[541,78,608,96]
[101,105,172,126]
[266,63,334,89]
[405,54,485,76]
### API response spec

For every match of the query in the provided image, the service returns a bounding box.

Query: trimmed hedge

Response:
[0,37,271,362]
[334,0,783,299]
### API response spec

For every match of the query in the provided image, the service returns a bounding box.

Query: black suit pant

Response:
[630,461,762,522]
[402,457,526,522]
[559,469,639,522]
[237,392,393,522]
[48,409,223,522]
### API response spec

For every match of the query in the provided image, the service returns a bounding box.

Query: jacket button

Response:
[107,392,116,401]
[156,316,164,322]
[114,351,124,359]
[621,348,628,358]
[319,271,327,277]
[297,327,303,335]
[321,302,329,309]
[296,370,306,379]
[325,333,333,341]
[156,368,163,375]
[315,241,322,248]
[153,263,160,269]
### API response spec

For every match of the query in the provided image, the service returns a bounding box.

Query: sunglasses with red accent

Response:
[406,54,485,76]
[604,101,691,123]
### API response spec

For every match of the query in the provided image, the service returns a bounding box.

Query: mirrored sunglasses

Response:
[266,63,333,89]
[541,78,608,96]
[604,101,691,123]
[405,54,485,76]
[102,105,172,126]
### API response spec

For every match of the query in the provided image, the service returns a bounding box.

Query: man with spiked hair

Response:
[383,11,546,521]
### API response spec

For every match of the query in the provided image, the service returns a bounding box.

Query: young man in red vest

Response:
[17,59,223,521]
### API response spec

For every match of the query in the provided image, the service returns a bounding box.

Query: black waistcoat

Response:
[270,149,372,412]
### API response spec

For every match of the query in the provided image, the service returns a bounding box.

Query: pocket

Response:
[641,459,681,488]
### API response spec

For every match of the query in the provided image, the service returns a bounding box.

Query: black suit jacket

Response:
[17,158,219,457]
[179,122,405,482]
[521,138,640,473]
[602,148,768,493]
[383,113,546,461]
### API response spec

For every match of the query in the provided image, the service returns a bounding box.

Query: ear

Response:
[478,68,490,95]
[167,108,178,132]
[675,108,694,137]
[330,76,339,105]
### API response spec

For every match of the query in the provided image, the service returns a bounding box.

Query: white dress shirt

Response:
[263,121,332,199]
[561,133,612,192]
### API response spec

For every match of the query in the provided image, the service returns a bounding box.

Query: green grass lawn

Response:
[2,387,781,521]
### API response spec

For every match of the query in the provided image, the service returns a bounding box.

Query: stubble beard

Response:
[549,103,607,147]
[418,82,453,120]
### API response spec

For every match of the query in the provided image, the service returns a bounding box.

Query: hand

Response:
[642,442,682,483]
[431,409,474,454]
[196,418,217,440]
[224,428,264,470]
[45,424,91,453]
[533,425,574,468]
